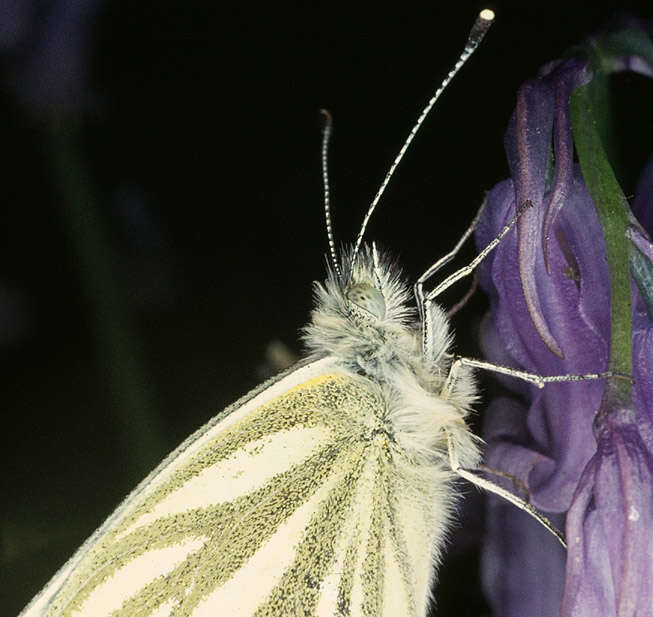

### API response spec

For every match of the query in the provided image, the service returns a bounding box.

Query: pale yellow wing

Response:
[21,357,445,617]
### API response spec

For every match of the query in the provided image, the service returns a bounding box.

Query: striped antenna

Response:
[320,108,341,276]
[351,9,495,266]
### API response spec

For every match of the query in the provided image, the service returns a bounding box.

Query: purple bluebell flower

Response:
[476,17,653,617]
[563,400,653,616]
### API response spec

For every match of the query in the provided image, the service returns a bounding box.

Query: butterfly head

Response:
[346,282,386,320]
[303,244,419,377]
[341,243,413,321]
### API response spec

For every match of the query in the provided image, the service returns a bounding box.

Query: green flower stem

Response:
[48,123,165,478]
[570,82,632,404]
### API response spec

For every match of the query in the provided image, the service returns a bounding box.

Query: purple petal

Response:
[593,13,653,78]
[478,166,611,509]
[503,60,594,359]
[562,408,653,617]
[505,74,564,357]
[540,61,592,272]
[611,55,653,77]
[477,18,653,617]
[482,495,565,617]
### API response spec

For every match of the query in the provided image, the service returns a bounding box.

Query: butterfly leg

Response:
[414,194,488,320]
[445,432,567,547]
[445,271,478,318]
[479,463,531,499]
[420,200,531,361]
[422,200,532,308]
[442,357,629,545]
[443,355,623,394]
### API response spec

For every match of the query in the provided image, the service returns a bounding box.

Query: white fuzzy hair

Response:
[303,244,481,469]
[302,244,482,609]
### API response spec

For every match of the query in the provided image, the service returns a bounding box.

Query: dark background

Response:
[3,1,652,615]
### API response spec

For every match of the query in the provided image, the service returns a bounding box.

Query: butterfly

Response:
[19,9,567,617]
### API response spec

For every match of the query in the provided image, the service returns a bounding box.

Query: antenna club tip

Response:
[479,8,495,21]
[469,8,495,44]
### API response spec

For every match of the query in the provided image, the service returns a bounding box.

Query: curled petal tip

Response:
[518,207,566,358]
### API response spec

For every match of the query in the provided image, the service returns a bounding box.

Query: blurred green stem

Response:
[47,122,165,477]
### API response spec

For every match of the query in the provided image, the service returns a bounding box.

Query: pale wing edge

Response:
[19,355,337,617]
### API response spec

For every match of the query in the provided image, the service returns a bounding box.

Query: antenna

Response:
[320,108,341,276]
[350,9,495,266]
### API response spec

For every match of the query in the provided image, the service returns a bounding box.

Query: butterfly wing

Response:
[21,356,445,617]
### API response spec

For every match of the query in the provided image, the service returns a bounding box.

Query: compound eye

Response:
[346,283,386,319]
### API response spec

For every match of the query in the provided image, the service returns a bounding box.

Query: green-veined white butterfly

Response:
[18,9,574,617]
